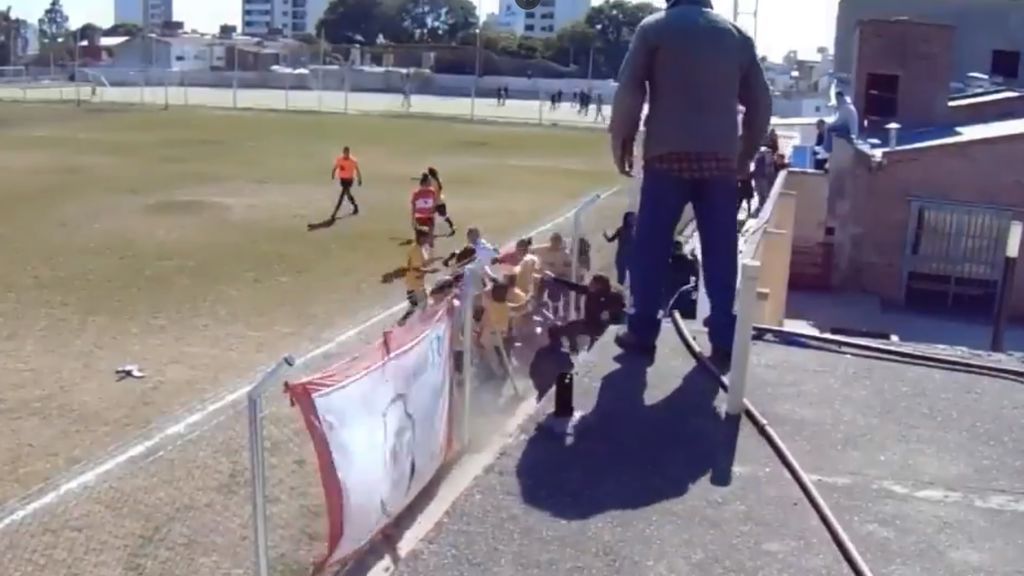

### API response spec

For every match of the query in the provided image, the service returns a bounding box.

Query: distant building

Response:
[763,47,834,118]
[827,18,1024,317]
[487,0,591,39]
[114,0,174,31]
[109,34,308,71]
[834,0,1024,89]
[241,0,329,37]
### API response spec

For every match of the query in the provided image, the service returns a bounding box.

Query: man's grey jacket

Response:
[609,0,772,170]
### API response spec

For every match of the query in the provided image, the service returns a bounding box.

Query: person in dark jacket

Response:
[528,325,574,400]
[609,0,771,369]
[604,211,636,286]
[543,273,626,353]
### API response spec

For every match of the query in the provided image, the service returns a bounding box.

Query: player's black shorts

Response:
[406,289,424,307]
[339,178,354,190]
[436,202,448,218]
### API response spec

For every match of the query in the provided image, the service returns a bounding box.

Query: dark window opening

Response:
[863,72,899,119]
[991,49,1021,80]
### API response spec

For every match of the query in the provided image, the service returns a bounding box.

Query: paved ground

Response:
[394,327,850,576]
[392,324,1024,576]
[747,340,1024,576]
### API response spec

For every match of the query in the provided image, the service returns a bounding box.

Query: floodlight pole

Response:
[73,28,80,106]
[470,1,482,121]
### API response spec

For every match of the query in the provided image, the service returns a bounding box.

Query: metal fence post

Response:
[284,72,290,110]
[461,265,477,448]
[183,73,189,106]
[343,69,349,114]
[537,87,543,125]
[163,77,169,110]
[569,193,601,320]
[726,260,761,415]
[317,67,323,112]
[248,355,296,576]
[138,73,144,105]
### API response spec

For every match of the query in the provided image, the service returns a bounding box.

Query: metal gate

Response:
[902,200,1012,314]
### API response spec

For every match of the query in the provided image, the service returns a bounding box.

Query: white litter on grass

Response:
[115,364,146,380]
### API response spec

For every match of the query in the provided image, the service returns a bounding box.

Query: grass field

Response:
[0,102,621,505]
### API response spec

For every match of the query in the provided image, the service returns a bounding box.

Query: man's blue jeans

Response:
[628,166,738,351]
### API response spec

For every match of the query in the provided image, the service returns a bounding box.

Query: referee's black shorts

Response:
[339,178,354,191]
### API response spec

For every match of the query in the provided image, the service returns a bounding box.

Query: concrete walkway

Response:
[393,327,850,575]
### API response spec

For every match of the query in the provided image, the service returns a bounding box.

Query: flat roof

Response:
[948,90,1024,107]
[892,117,1024,151]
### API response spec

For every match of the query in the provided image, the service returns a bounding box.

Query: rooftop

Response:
[881,116,1024,152]
[388,326,1024,575]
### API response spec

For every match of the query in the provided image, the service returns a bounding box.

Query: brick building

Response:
[828,18,1024,317]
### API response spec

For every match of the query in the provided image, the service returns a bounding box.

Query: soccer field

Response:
[0,102,622,506]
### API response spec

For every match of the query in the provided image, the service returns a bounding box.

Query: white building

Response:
[114,0,174,30]
[488,0,591,39]
[241,0,329,37]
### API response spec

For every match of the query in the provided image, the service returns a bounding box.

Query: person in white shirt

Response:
[825,91,859,155]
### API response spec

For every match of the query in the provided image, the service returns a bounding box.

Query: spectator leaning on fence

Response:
[608,0,771,368]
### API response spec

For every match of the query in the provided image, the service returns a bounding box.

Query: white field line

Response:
[0,184,624,531]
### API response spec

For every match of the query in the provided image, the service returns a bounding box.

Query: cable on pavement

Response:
[671,311,875,576]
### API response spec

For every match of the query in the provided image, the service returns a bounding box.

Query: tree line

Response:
[316,0,659,78]
[1,0,658,78]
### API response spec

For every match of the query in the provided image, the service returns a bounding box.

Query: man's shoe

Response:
[614,331,656,357]
[708,347,733,374]
[352,207,360,216]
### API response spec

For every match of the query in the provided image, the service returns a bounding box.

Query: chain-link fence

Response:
[0,182,635,576]
[0,65,618,129]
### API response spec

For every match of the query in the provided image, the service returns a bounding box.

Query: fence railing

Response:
[0,181,633,576]
[0,68,617,129]
[246,182,633,575]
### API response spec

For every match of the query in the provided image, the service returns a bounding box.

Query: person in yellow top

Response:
[479,279,512,379]
[329,146,363,220]
[397,229,437,327]
[531,232,574,316]
[426,166,456,236]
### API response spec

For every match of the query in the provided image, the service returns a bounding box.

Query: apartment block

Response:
[113,0,174,30]
[241,0,329,37]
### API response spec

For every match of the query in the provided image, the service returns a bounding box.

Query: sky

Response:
[9,0,838,61]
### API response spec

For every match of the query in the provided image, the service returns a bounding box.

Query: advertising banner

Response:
[289,306,453,571]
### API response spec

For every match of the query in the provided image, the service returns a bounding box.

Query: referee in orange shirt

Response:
[329,146,362,220]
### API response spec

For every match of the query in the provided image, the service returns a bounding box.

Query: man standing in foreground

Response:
[609,0,771,369]
[330,146,362,219]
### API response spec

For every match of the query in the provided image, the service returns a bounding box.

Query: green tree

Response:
[585,0,658,76]
[317,0,405,44]
[75,22,101,43]
[37,0,69,44]
[398,0,477,43]
[0,6,28,66]
[103,22,143,37]
[546,20,596,69]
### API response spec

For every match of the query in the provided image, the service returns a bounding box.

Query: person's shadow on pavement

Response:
[516,356,741,521]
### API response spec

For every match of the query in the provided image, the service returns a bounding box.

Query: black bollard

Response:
[553,371,574,418]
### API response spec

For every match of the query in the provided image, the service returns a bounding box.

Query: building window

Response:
[991,49,1021,80]
[525,11,535,18]
[175,55,185,61]
[292,22,304,32]
[539,0,554,6]
[539,11,554,19]
[863,72,899,119]
[524,24,534,32]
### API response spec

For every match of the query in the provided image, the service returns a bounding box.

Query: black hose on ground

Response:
[752,325,1024,385]
[670,311,875,576]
